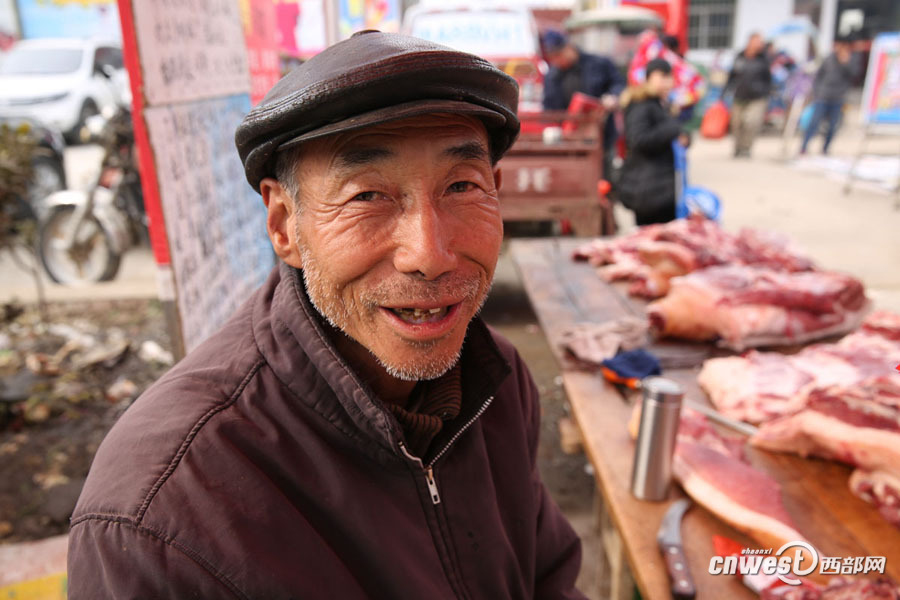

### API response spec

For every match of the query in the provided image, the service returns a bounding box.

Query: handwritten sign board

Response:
[132,0,251,105]
[144,96,274,351]
[860,32,900,126]
[119,0,277,354]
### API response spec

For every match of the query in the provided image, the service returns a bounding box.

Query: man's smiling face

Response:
[263,114,503,381]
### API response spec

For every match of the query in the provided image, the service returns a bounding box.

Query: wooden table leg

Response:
[596,491,637,600]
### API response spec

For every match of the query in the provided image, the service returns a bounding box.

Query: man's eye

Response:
[352,191,380,202]
[447,181,476,194]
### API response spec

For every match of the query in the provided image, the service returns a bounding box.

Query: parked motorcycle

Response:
[37,87,146,284]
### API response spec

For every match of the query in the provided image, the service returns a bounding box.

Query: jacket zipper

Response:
[427,395,495,469]
[399,441,441,504]
[397,395,495,506]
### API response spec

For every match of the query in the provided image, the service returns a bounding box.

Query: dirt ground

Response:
[0,299,172,543]
[0,253,604,597]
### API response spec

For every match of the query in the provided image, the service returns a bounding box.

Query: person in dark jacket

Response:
[67,32,587,599]
[542,29,625,152]
[618,58,686,225]
[726,32,772,157]
[800,38,858,154]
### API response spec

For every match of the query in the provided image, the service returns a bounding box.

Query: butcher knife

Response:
[657,498,697,600]
[683,400,759,437]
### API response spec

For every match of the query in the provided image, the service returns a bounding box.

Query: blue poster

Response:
[17,0,121,40]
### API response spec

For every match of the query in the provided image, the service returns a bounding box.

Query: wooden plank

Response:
[509,238,900,600]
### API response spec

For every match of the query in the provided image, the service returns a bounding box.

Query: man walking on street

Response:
[800,37,859,155]
[726,32,772,158]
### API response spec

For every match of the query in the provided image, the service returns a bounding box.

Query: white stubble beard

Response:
[297,242,491,382]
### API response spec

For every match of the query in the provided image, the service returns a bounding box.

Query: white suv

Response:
[0,38,127,142]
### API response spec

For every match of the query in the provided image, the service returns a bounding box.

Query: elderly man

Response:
[67,31,586,599]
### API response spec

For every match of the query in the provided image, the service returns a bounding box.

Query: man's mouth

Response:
[387,306,451,324]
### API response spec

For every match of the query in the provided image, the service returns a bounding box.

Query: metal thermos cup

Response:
[631,377,684,501]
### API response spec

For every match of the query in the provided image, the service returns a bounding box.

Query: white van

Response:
[0,38,127,141]
[402,3,545,113]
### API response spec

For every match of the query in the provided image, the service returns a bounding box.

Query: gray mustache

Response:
[363,273,482,307]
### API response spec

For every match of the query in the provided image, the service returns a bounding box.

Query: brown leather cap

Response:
[235,31,521,191]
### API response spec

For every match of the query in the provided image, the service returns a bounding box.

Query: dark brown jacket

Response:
[68,263,585,599]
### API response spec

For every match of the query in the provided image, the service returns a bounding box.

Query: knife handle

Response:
[661,543,696,599]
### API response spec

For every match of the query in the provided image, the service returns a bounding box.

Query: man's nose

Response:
[392,199,458,280]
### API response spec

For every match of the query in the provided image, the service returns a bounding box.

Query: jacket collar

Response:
[253,262,511,462]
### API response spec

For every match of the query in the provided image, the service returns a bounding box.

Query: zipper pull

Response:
[399,441,441,505]
[424,466,441,505]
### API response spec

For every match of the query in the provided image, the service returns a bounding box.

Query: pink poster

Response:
[275,0,327,59]
[243,0,282,104]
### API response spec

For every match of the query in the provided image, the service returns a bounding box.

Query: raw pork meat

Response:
[850,470,900,528]
[761,577,900,599]
[646,266,869,351]
[558,317,649,366]
[698,311,900,423]
[751,383,900,528]
[751,385,900,475]
[629,405,811,554]
[674,438,810,553]
[573,218,814,299]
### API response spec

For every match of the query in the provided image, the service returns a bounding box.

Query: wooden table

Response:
[510,238,900,600]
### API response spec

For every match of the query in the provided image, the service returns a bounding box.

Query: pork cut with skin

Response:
[646,266,869,351]
[751,383,900,528]
[629,404,811,555]
[751,385,900,476]
[698,311,900,423]
[558,317,649,366]
[573,218,814,299]
[761,577,900,599]
[850,469,900,528]
[673,439,811,555]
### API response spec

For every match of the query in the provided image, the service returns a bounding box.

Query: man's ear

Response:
[260,177,303,268]
[493,167,503,192]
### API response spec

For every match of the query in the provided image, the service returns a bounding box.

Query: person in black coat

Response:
[618,58,686,225]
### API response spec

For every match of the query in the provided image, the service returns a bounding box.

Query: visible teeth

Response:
[389,306,448,323]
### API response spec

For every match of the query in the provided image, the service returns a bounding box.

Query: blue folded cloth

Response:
[601,349,661,380]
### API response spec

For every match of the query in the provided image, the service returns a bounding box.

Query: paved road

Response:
[688,127,900,313]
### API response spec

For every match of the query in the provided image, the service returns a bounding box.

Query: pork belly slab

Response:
[751,385,900,528]
[647,266,869,351]
[629,405,811,553]
[698,311,900,423]
[674,439,809,553]
[751,386,900,475]
[761,577,900,599]
[573,218,814,299]
[850,470,900,528]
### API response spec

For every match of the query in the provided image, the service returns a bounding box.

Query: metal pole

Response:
[9,0,23,39]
